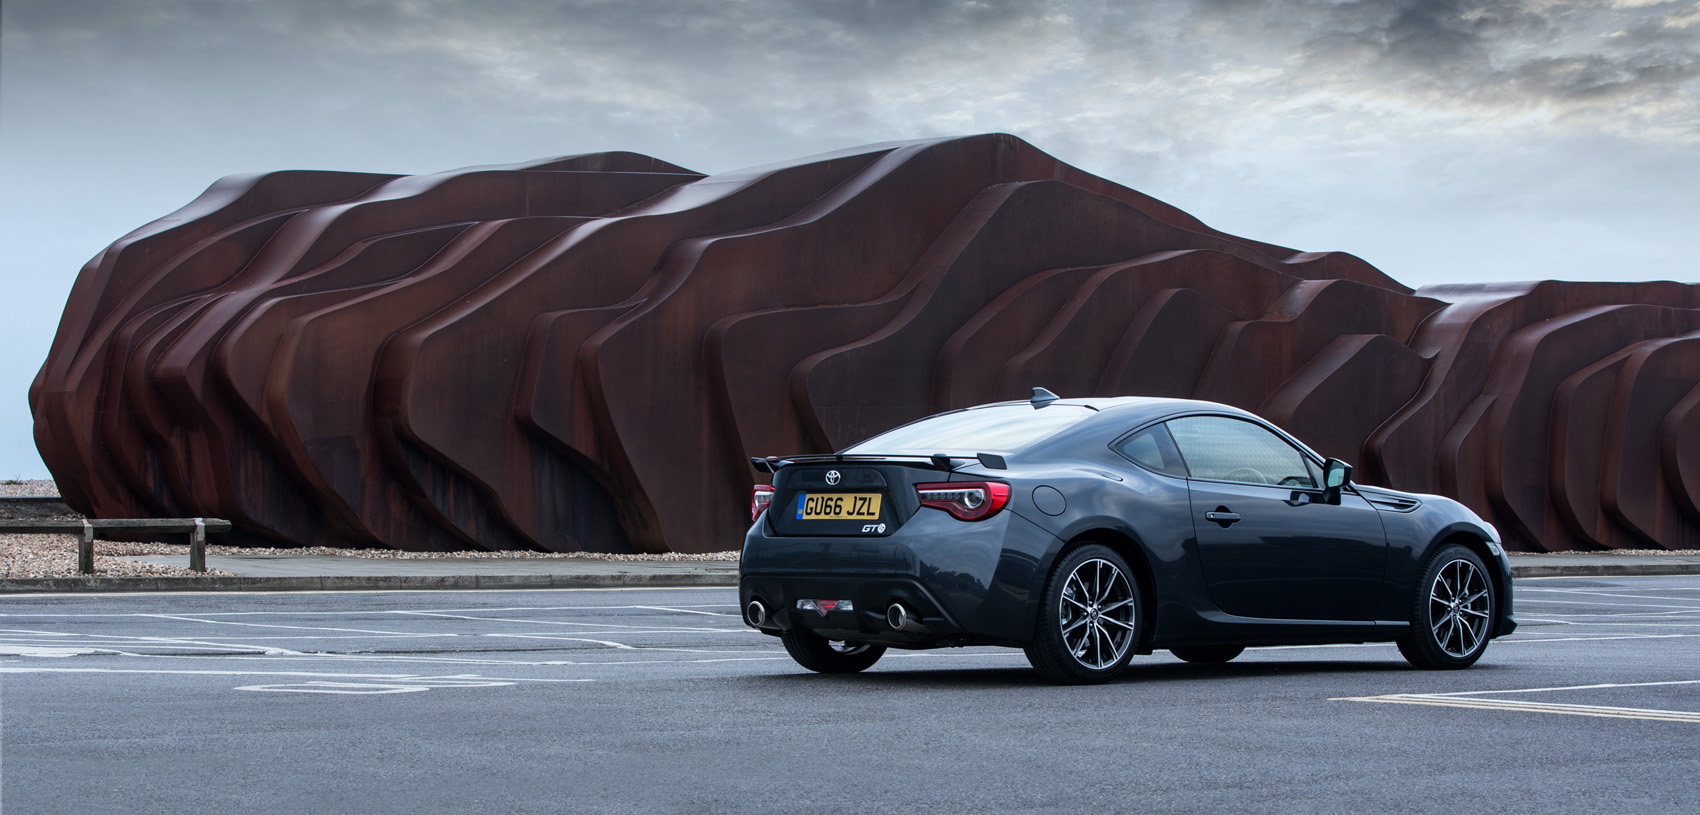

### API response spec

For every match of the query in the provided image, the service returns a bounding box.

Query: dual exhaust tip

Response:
[745,599,768,628]
[743,598,924,633]
[885,602,923,632]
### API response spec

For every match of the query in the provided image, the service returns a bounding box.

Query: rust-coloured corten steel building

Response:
[30,134,1700,554]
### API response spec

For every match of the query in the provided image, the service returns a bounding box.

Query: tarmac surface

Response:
[3,576,1698,814]
[0,550,1697,593]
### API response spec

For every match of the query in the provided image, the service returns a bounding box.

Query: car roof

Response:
[973,395,1259,426]
[838,396,1294,462]
[958,395,1320,462]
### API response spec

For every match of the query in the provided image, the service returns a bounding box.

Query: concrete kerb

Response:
[1508,561,1700,578]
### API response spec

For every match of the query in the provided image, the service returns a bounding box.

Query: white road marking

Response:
[1,642,1039,671]
[0,603,741,620]
[1336,679,1700,723]
[1495,633,1700,643]
[0,627,296,655]
[390,610,749,632]
[1513,599,1700,610]
[0,666,590,682]
[234,676,526,694]
[235,681,438,694]
[1224,632,1700,651]
[0,645,115,657]
[1523,578,1700,585]
[153,651,797,668]
[630,605,734,616]
[1338,679,1700,721]
[482,634,637,649]
[1337,695,1700,723]
[0,586,741,600]
[1420,678,1700,696]
[1521,587,1700,599]
[1517,617,1700,625]
[137,613,451,636]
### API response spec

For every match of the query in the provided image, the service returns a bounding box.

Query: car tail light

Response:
[750,484,775,521]
[916,481,1010,521]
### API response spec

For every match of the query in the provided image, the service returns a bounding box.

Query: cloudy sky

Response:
[2,0,1696,478]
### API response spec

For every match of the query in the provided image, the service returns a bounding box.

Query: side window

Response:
[1114,424,1188,477]
[1165,416,1317,488]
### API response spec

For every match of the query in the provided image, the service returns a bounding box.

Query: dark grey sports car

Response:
[740,390,1516,684]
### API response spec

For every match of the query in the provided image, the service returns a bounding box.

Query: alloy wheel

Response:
[1058,558,1137,670]
[1428,558,1490,658]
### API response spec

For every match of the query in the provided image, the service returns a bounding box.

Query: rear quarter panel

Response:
[966,448,1219,646]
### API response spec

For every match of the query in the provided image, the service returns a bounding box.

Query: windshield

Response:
[844,404,1094,456]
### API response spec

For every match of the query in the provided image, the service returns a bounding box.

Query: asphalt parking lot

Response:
[2,576,1697,814]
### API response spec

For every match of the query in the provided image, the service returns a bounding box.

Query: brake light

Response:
[751,484,775,521]
[916,481,1010,521]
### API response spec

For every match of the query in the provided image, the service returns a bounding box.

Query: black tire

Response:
[780,629,885,673]
[1397,544,1495,670]
[1169,645,1244,664]
[1024,544,1142,685]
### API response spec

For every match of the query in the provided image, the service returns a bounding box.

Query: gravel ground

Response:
[0,479,59,497]
[0,534,239,579]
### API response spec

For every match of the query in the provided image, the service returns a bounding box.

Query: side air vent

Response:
[1366,495,1422,513]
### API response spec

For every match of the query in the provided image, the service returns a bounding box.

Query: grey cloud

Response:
[1505,53,1700,102]
[1276,1,1698,126]
[15,0,1692,137]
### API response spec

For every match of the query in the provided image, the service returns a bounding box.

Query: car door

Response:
[1164,415,1388,622]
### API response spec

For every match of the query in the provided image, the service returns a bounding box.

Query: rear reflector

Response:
[916,481,1011,521]
[797,599,854,616]
[751,484,775,521]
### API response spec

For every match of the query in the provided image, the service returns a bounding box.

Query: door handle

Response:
[1204,509,1242,527]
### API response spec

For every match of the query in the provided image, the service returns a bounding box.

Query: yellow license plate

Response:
[795,493,882,520]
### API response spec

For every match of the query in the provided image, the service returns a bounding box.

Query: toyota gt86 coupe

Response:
[739,390,1515,684]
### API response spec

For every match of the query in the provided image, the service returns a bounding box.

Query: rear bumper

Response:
[740,573,971,647]
[739,507,1061,647]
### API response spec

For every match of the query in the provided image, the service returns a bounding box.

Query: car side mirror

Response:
[1323,459,1353,505]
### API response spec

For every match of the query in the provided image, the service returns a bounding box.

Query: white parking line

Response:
[0,586,741,600]
[1517,618,1700,625]
[1427,679,1700,696]
[0,628,296,655]
[482,633,638,649]
[136,613,444,636]
[1515,599,1700,610]
[392,610,740,630]
[1336,679,1700,723]
[1522,587,1700,597]
[0,666,592,680]
[630,606,734,616]
[0,665,594,691]
[1497,633,1700,643]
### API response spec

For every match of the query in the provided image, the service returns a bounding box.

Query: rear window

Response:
[844,405,1094,456]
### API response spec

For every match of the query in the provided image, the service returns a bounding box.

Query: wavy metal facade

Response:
[31,134,1700,552]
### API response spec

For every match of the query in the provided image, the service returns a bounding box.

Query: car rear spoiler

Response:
[751,452,1007,474]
